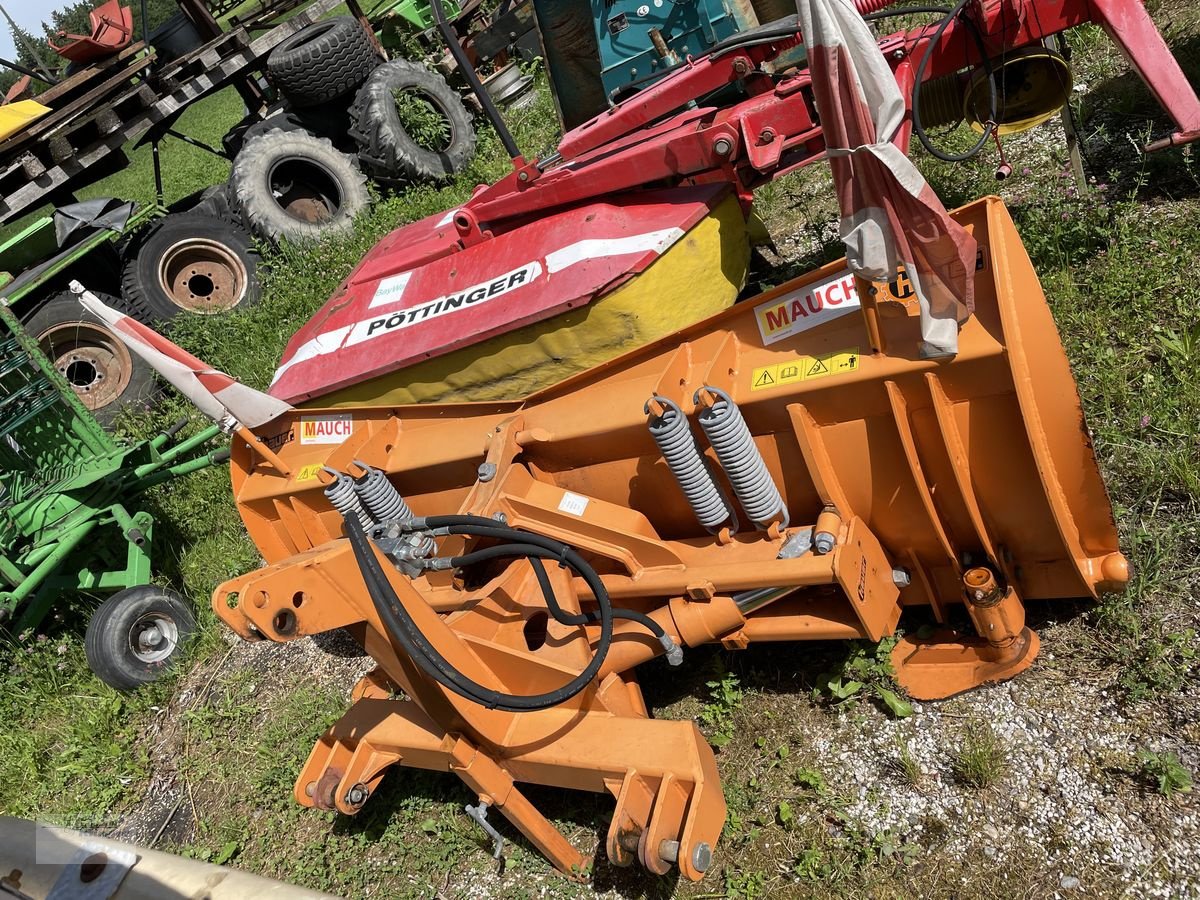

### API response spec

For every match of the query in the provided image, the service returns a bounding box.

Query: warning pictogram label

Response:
[753,368,776,389]
[294,463,324,483]
[751,348,861,392]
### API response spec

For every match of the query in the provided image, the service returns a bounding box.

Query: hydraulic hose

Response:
[343,512,614,711]
[528,557,675,654]
[910,0,998,161]
[418,515,679,653]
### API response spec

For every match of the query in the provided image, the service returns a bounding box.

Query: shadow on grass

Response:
[1076,32,1200,200]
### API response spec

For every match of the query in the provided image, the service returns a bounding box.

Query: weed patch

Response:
[813,636,913,719]
[951,721,1008,790]
[1138,749,1193,798]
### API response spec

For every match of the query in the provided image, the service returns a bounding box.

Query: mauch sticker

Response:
[754,269,860,345]
[299,414,353,445]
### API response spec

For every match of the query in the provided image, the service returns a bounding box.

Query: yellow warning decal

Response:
[751,348,861,392]
[294,463,324,483]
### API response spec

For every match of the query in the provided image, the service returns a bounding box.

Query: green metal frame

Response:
[0,301,224,634]
[0,203,162,314]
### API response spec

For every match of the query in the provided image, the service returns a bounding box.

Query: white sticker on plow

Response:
[558,492,589,516]
[299,414,353,444]
[753,269,860,345]
[369,271,413,309]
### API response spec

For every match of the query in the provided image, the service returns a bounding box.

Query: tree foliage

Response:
[2,0,184,97]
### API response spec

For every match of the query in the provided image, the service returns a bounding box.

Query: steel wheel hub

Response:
[158,238,249,313]
[38,321,133,411]
[128,611,179,664]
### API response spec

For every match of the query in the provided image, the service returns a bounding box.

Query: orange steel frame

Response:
[213,198,1128,881]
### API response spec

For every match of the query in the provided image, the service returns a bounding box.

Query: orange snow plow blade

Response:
[214,197,1126,881]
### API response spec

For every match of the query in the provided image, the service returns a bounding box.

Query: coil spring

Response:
[695,387,789,529]
[323,468,373,532]
[353,461,413,524]
[646,395,734,533]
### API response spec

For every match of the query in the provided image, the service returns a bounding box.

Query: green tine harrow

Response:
[0,301,226,689]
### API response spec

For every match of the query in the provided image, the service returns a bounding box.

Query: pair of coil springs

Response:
[323,462,413,533]
[646,387,788,533]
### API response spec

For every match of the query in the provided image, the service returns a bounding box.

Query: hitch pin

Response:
[465,799,506,864]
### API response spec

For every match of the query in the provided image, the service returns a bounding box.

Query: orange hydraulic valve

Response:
[212,198,1127,881]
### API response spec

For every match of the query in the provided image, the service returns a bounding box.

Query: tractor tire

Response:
[194,182,233,220]
[85,585,196,691]
[266,16,379,108]
[24,292,156,427]
[121,211,261,319]
[230,128,370,244]
[349,60,476,184]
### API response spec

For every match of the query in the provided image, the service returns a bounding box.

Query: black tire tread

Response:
[120,210,260,321]
[230,128,370,244]
[85,585,196,692]
[348,59,476,184]
[267,16,379,107]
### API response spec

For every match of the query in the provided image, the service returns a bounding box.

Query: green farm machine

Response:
[0,296,224,689]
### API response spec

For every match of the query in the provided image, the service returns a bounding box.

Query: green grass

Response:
[950,722,1009,790]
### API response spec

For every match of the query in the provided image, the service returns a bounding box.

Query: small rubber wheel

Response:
[349,60,476,183]
[267,16,380,108]
[121,211,261,319]
[230,128,370,244]
[24,292,156,426]
[85,586,196,691]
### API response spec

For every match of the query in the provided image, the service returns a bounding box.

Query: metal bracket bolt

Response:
[344,783,370,808]
[658,839,713,873]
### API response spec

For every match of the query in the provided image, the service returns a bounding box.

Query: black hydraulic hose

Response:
[344,513,614,711]
[910,0,998,161]
[528,557,668,640]
[443,542,668,639]
[413,514,681,660]
[429,0,522,160]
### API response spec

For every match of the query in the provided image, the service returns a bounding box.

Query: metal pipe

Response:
[429,0,521,162]
[132,452,224,492]
[574,552,838,600]
[5,518,97,604]
[0,55,57,86]
[739,596,864,641]
[145,423,222,470]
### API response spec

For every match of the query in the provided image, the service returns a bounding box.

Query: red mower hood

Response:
[269,185,731,404]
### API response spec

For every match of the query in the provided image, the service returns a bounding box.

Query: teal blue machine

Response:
[532,0,799,130]
[594,0,752,98]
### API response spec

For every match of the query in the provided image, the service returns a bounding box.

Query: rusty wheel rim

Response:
[158,237,249,314]
[268,157,343,224]
[38,321,132,412]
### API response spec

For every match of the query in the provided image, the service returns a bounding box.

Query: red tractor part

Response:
[271,0,1200,406]
[49,0,134,66]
